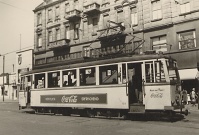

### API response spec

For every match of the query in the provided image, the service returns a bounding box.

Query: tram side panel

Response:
[30,86,129,109]
[143,85,173,110]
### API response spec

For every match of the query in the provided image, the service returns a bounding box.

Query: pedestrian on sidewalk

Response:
[190,88,197,106]
[182,89,187,105]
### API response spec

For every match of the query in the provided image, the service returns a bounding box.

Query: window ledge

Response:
[179,9,199,16]
[92,32,97,36]
[131,24,138,27]
[73,38,79,40]
[151,18,162,22]
[37,24,42,27]
[37,46,42,48]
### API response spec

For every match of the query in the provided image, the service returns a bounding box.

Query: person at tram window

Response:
[112,78,117,84]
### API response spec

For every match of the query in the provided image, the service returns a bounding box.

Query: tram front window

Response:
[167,60,179,84]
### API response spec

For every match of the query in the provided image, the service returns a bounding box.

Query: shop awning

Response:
[179,68,198,80]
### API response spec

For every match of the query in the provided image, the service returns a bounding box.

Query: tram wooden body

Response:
[19,54,188,118]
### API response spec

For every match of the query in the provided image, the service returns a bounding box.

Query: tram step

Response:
[129,104,145,113]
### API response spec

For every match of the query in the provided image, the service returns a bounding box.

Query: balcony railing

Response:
[65,9,81,21]
[98,26,124,40]
[83,2,100,16]
[49,39,70,50]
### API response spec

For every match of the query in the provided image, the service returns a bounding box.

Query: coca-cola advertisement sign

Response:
[40,94,107,104]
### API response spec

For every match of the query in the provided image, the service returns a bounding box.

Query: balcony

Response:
[83,2,100,16]
[49,39,70,50]
[98,26,125,40]
[65,9,81,21]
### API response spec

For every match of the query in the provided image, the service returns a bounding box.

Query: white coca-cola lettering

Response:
[81,97,99,101]
[61,95,77,103]
[150,93,163,98]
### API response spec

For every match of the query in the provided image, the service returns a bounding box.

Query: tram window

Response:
[63,70,77,87]
[48,72,60,88]
[99,65,118,85]
[20,77,25,90]
[145,63,154,83]
[80,67,96,86]
[145,61,166,83]
[155,62,166,82]
[25,76,32,90]
[122,64,127,83]
[35,73,45,89]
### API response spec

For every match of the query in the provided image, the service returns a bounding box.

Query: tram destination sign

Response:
[40,94,107,104]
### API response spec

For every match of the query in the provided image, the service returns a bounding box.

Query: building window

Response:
[55,6,60,20]
[83,21,88,36]
[178,30,196,49]
[48,31,53,43]
[48,9,52,22]
[131,8,138,26]
[74,0,79,9]
[37,34,42,47]
[83,46,90,57]
[65,26,70,39]
[92,18,98,34]
[103,14,109,29]
[152,0,162,20]
[134,41,143,54]
[117,11,123,23]
[180,3,190,14]
[74,23,79,39]
[65,3,69,12]
[152,35,167,53]
[37,13,42,25]
[56,28,61,40]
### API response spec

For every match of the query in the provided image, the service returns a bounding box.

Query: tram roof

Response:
[22,54,173,75]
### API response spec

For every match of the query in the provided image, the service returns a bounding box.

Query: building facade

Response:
[0,73,17,101]
[33,0,199,94]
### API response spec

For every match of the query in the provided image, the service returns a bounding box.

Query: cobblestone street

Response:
[0,101,199,135]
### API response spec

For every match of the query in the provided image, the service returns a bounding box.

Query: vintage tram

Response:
[18,54,188,118]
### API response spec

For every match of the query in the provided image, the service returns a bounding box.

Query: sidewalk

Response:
[0,99,18,103]
[185,104,199,113]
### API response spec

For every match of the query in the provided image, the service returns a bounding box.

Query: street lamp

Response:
[0,54,5,102]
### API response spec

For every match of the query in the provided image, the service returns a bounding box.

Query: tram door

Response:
[25,75,32,106]
[127,63,143,104]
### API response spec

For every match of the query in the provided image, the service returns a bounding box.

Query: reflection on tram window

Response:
[80,67,96,86]
[35,73,45,89]
[48,72,60,88]
[63,70,77,87]
[100,65,118,85]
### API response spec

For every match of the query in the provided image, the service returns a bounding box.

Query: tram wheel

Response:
[87,110,95,118]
